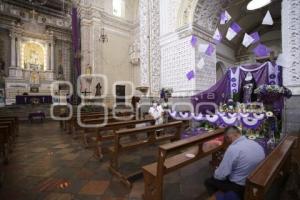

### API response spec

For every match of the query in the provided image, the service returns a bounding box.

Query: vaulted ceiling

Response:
[3,0,71,17]
[217,0,282,56]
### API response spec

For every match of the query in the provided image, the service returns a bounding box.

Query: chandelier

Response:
[99,28,108,43]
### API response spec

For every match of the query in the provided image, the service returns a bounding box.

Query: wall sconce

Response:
[99,28,108,43]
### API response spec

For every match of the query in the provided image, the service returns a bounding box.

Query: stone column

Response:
[139,0,150,88]
[282,0,300,94]
[10,32,16,68]
[50,42,54,71]
[15,36,21,68]
[149,0,161,96]
[282,0,300,133]
[47,43,51,71]
[139,0,161,96]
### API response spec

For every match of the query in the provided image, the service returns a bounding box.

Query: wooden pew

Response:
[109,121,184,187]
[0,126,9,164]
[78,116,135,147]
[244,136,298,200]
[142,129,225,200]
[84,118,155,159]
[0,116,19,136]
[67,112,133,136]
[67,112,111,135]
[0,121,14,149]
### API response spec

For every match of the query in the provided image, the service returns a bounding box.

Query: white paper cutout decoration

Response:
[262,11,274,25]
[226,22,242,41]
[198,44,209,53]
[196,58,205,70]
[213,28,222,43]
[220,10,232,24]
[242,33,255,47]
[226,27,237,41]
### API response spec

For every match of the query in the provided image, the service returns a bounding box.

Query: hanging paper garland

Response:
[217,112,226,117]
[167,111,266,128]
[168,110,177,119]
[228,112,238,118]
[241,117,262,129]
[179,112,192,120]
[239,112,250,118]
[220,115,238,125]
[205,114,219,123]
[192,113,203,121]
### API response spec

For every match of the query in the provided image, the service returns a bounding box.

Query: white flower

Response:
[266,111,274,117]
[248,135,256,140]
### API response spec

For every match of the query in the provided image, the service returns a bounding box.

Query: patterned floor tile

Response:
[43,192,74,200]
[79,180,110,195]
[0,121,212,200]
[60,153,79,161]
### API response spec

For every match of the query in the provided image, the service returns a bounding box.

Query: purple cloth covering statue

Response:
[191,62,283,114]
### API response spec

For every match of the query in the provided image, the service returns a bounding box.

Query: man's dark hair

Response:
[224,126,241,134]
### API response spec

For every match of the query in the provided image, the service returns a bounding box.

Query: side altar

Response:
[5,36,55,105]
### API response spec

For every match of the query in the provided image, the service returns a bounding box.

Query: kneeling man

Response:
[205,126,265,199]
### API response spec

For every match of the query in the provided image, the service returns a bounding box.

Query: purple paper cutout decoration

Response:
[250,32,260,43]
[186,70,195,80]
[213,29,222,44]
[230,22,242,33]
[205,44,215,56]
[220,12,226,21]
[191,35,198,47]
[253,44,270,57]
[220,10,231,24]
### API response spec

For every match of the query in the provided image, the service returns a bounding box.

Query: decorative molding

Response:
[139,0,150,87]
[282,0,300,94]
[192,0,221,34]
[149,0,161,95]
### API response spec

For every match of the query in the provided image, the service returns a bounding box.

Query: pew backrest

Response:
[95,119,155,134]
[244,136,298,200]
[0,126,9,142]
[157,128,225,175]
[142,128,225,200]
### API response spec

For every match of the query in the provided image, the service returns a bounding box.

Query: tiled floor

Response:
[0,121,212,200]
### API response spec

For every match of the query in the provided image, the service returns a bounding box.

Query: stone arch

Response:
[192,0,223,34]
[216,61,226,81]
[177,0,231,34]
[177,0,197,28]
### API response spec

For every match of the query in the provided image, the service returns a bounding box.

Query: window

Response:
[113,0,125,18]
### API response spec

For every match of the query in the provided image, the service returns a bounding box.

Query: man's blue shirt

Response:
[214,136,265,185]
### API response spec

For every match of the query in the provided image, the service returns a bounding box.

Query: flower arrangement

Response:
[254,84,292,101]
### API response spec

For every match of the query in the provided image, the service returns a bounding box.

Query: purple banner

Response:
[72,6,81,78]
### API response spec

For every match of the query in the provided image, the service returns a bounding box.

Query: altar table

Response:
[16,95,52,104]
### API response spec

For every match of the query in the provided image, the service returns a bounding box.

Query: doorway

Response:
[115,85,125,105]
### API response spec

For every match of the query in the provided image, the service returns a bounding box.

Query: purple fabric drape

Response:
[192,62,283,113]
[72,6,81,78]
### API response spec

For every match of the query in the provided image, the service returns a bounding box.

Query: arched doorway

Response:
[216,61,225,81]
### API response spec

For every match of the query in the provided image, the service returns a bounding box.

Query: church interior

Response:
[0,0,300,199]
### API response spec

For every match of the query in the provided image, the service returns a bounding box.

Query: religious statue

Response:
[0,59,5,88]
[95,82,102,96]
[57,64,64,80]
[241,72,257,103]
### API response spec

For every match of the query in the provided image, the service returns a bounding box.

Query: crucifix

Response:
[30,9,38,20]
[81,88,92,97]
